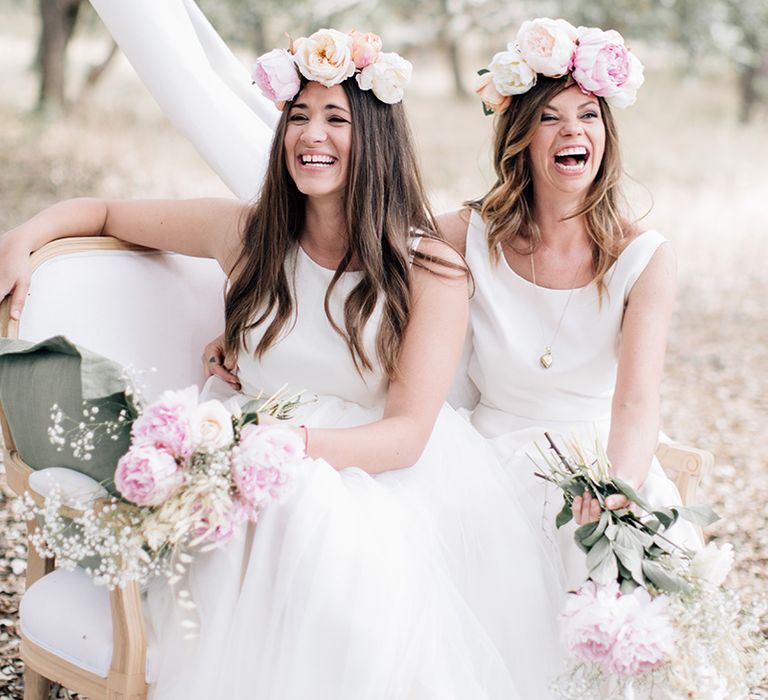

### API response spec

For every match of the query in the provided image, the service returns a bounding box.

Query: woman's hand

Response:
[0,233,33,321]
[572,492,630,524]
[201,333,241,390]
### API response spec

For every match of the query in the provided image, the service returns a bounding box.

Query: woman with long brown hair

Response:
[0,29,563,700]
[440,18,701,585]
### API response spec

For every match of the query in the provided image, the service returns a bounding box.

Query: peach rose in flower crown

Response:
[292,28,356,88]
[474,72,511,114]
[516,17,578,77]
[252,48,301,105]
[488,45,537,96]
[357,52,412,104]
[572,27,644,108]
[348,30,382,69]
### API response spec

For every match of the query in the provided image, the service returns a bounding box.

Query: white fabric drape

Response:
[89,0,278,200]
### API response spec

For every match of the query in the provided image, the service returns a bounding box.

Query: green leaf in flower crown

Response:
[586,536,618,585]
[613,526,645,584]
[674,504,720,527]
[556,502,573,529]
[641,559,692,595]
[612,478,654,513]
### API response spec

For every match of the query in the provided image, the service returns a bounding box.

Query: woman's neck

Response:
[532,191,590,254]
[301,197,349,267]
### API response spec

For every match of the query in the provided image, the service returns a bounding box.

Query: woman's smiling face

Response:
[284,82,352,202]
[527,84,606,197]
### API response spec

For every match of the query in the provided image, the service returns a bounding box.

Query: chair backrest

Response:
[5,237,227,401]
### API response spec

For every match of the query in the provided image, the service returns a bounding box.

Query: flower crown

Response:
[252,28,412,109]
[476,18,644,115]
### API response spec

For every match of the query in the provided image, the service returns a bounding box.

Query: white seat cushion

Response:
[28,468,108,507]
[20,568,157,682]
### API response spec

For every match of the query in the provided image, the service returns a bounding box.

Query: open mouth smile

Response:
[299,154,338,168]
[553,146,589,174]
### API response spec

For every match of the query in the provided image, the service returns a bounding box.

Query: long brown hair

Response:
[466,76,628,296]
[224,78,443,378]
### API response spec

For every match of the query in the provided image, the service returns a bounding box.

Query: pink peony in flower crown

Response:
[252,28,412,109]
[476,18,644,114]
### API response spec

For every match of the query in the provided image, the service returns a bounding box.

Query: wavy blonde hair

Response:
[466,76,630,297]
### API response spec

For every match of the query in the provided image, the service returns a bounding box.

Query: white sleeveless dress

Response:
[146,244,565,699]
[460,211,702,588]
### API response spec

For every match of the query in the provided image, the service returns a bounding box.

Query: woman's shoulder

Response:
[435,209,473,256]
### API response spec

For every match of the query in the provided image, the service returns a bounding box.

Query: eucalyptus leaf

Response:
[612,478,654,513]
[642,559,692,595]
[604,523,619,541]
[620,578,640,594]
[581,511,610,548]
[653,508,677,529]
[587,537,618,585]
[240,412,260,427]
[556,502,573,529]
[624,526,653,550]
[674,504,720,527]
[642,518,661,535]
[614,527,645,583]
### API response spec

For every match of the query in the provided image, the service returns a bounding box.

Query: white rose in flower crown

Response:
[689,542,734,587]
[516,17,578,77]
[292,28,356,88]
[356,52,412,104]
[488,46,537,96]
[192,400,234,452]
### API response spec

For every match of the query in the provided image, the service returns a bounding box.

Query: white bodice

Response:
[465,210,667,438]
[236,246,388,411]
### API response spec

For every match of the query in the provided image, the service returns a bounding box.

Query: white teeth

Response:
[555,146,588,157]
[556,162,587,171]
[301,154,336,165]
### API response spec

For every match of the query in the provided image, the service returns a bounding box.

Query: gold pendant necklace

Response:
[529,251,585,370]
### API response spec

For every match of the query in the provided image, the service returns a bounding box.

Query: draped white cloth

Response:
[89,0,277,200]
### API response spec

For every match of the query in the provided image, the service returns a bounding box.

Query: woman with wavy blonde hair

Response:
[440,18,701,585]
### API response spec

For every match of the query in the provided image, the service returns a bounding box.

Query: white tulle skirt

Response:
[145,385,565,699]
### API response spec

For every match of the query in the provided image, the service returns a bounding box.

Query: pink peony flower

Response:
[130,386,197,459]
[252,48,301,106]
[560,581,623,664]
[192,497,249,544]
[230,425,305,510]
[608,588,674,675]
[115,442,183,506]
[572,27,644,106]
[516,17,578,77]
[348,30,382,69]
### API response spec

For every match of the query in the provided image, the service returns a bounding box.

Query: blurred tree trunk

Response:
[36,0,83,112]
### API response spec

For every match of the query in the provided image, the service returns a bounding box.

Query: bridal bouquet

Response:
[20,385,306,589]
[534,436,768,699]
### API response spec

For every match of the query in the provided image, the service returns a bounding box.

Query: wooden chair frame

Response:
[1,238,150,700]
[0,237,715,700]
